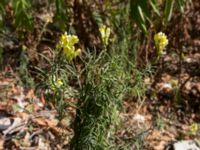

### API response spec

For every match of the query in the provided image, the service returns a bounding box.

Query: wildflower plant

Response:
[36,32,81,118]
[70,49,130,149]
[70,20,135,149]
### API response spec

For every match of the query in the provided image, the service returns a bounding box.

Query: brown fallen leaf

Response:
[34,118,47,126]
[34,117,58,127]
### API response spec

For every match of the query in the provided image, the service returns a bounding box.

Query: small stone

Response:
[0,118,12,130]
[173,140,200,150]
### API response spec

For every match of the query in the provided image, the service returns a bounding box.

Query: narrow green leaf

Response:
[177,0,185,13]
[137,6,145,23]
[138,0,150,18]
[164,0,175,22]
[150,0,160,16]
[130,0,148,33]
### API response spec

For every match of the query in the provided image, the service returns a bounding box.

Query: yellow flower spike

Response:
[56,32,81,61]
[154,32,168,57]
[99,25,111,46]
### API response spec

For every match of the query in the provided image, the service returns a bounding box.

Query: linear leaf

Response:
[177,0,185,12]
[150,0,160,16]
[130,0,148,33]
[164,0,175,22]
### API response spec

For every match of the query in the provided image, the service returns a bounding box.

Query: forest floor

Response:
[0,1,200,150]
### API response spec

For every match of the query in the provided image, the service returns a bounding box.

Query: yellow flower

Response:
[190,123,198,134]
[56,32,81,61]
[99,25,111,46]
[154,32,168,56]
[49,76,63,91]
[55,79,63,87]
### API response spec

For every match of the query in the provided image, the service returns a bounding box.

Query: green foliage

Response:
[12,0,33,29]
[0,0,5,32]
[164,0,175,22]
[18,46,34,88]
[71,48,131,149]
[0,0,6,9]
[130,0,189,33]
[130,0,150,33]
[174,88,182,105]
[149,0,160,16]
[35,46,79,119]
[12,0,32,29]
[177,0,191,12]
[53,0,68,31]
[70,2,148,148]
[70,7,135,146]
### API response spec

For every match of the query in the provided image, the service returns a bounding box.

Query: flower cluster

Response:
[154,32,168,55]
[99,25,111,46]
[56,32,81,61]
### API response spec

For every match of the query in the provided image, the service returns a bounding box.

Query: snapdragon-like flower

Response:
[56,32,81,61]
[99,25,111,46]
[154,32,168,56]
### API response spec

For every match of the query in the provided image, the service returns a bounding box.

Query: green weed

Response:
[130,0,190,33]
[12,0,33,30]
[71,47,131,149]
[18,46,34,88]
